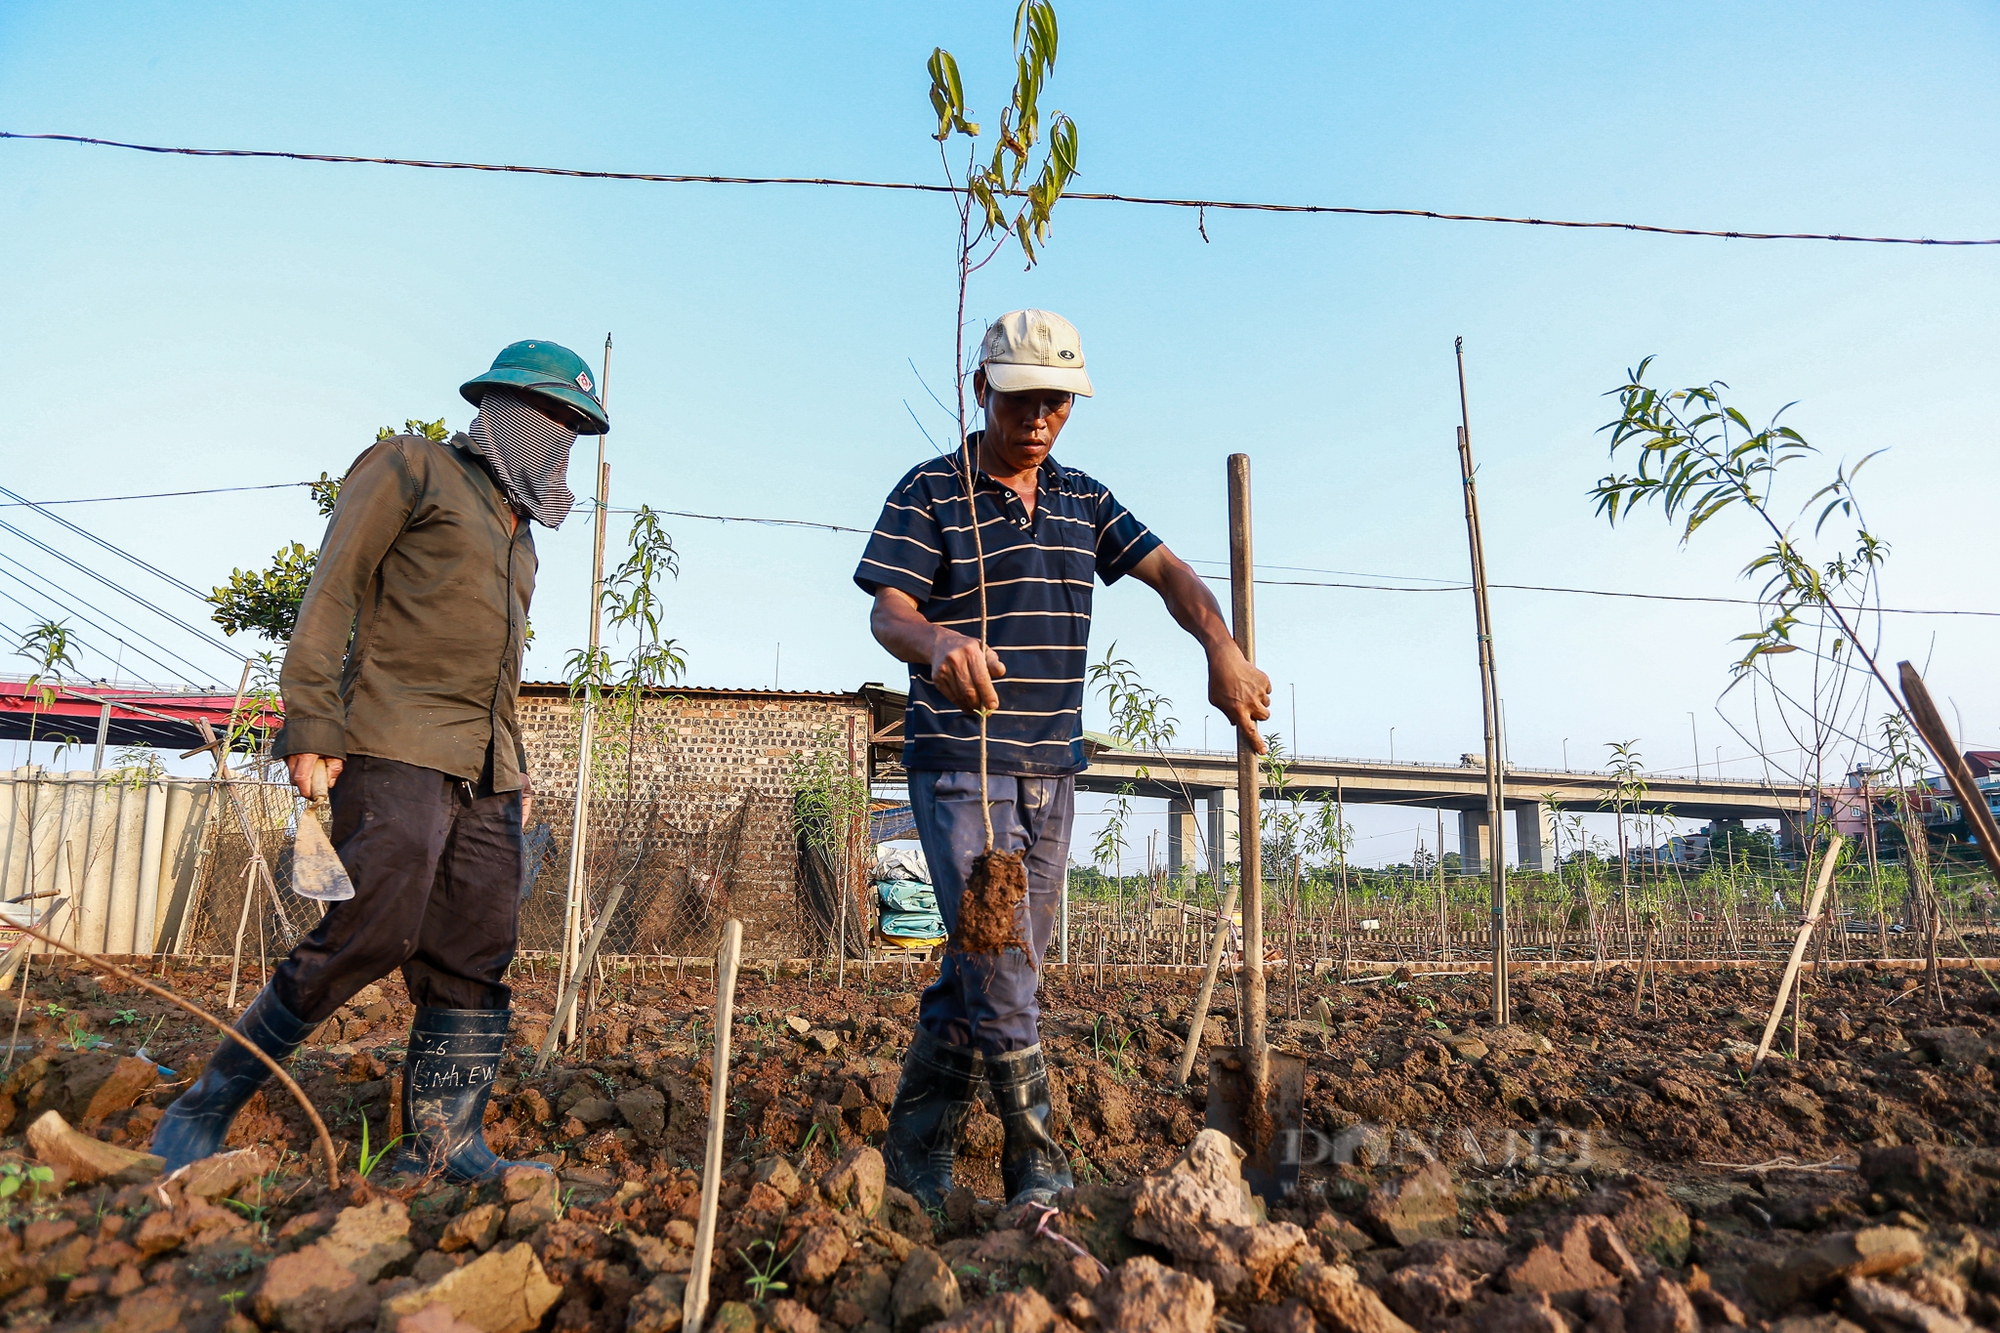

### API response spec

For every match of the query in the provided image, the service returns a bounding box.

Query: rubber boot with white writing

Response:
[389,1007,547,1184]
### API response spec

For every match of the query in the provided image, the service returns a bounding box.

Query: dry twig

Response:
[12,922,339,1188]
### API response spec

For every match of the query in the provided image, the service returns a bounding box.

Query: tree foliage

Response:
[565,505,687,740]
[208,419,446,644]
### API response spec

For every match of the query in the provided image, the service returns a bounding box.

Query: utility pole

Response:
[1454,337,1510,1026]
[1690,712,1700,780]
[559,333,612,1047]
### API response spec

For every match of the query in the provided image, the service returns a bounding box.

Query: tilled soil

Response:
[2,955,1999,1331]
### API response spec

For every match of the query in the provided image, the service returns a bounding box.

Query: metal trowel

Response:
[292,759,355,902]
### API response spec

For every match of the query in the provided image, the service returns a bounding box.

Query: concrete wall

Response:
[515,685,870,960]
[0,769,213,956]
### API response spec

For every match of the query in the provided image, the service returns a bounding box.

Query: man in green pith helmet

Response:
[153,340,606,1182]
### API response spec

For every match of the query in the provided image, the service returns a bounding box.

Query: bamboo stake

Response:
[1753,835,1845,1071]
[3,899,66,1074]
[533,880,628,1074]
[184,713,293,1010]
[560,335,614,1049]
[684,918,743,1333]
[1174,886,1240,1086]
[226,860,258,1009]
[1453,338,1510,1025]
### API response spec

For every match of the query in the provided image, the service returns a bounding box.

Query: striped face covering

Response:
[467,390,579,529]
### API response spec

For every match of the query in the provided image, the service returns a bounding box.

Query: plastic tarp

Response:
[873,845,944,945]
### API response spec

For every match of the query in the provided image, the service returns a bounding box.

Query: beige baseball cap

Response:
[977,309,1094,397]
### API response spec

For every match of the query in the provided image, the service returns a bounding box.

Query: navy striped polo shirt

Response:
[855,439,1161,777]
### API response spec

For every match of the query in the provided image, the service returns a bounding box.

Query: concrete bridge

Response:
[1072,744,1811,875]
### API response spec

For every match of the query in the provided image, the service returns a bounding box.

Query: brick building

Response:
[513,682,891,959]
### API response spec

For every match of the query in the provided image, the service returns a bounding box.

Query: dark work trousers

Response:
[272,754,523,1025]
[910,770,1073,1055]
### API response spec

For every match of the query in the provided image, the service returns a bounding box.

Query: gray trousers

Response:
[910,770,1073,1054]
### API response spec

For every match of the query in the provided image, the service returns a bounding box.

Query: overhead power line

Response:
[0,558,221,687]
[0,517,245,660]
[0,483,309,507]
[7,132,1996,247]
[0,484,208,599]
[7,482,1992,620]
[1190,569,1999,618]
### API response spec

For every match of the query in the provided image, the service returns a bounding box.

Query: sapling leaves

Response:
[1593,360,1890,683]
[929,0,1078,272]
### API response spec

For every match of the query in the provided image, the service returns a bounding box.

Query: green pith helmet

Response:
[459,340,609,434]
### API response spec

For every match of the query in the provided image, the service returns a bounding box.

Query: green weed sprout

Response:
[356,1119,407,1180]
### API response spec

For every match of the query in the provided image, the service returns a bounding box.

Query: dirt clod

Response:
[954,850,1028,954]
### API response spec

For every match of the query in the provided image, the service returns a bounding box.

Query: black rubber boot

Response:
[987,1044,1073,1208]
[152,986,313,1173]
[882,1026,983,1211]
[389,1007,545,1184]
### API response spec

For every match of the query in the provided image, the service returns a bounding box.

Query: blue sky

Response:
[3,2,1995,866]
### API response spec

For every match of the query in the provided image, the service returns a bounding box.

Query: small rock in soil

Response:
[1360,1159,1458,1246]
[1499,1214,1639,1304]
[376,1241,564,1333]
[891,1247,962,1333]
[437,1202,502,1254]
[618,1084,669,1138]
[1093,1255,1215,1333]
[928,1287,1055,1333]
[1289,1258,1414,1333]
[1578,1175,1692,1266]
[1624,1274,1701,1333]
[1748,1225,1924,1307]
[824,1144,887,1219]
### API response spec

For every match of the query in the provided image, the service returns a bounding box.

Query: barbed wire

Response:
[7,132,1997,246]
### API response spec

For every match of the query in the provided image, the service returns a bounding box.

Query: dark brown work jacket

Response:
[273,432,536,791]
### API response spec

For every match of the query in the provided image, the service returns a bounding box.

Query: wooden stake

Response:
[560,336,614,1049]
[1753,835,1844,1071]
[684,918,742,1333]
[1227,454,1267,1089]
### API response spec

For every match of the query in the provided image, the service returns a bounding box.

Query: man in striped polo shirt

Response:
[856,309,1269,1209]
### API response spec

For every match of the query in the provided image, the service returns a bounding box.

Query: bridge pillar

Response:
[1166,797,1201,881]
[1458,810,1492,874]
[1516,803,1558,874]
[1778,811,1811,862]
[1206,786,1239,877]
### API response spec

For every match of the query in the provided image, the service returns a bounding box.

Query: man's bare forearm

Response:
[870,588,1004,714]
[871,590,952,666]
[1130,545,1270,751]
[1132,547,1236,651]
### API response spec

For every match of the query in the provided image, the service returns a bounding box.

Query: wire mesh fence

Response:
[180,779,763,973]
[179,776,323,961]
[1054,867,2000,972]
[517,781,759,962]
[168,760,2000,977]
